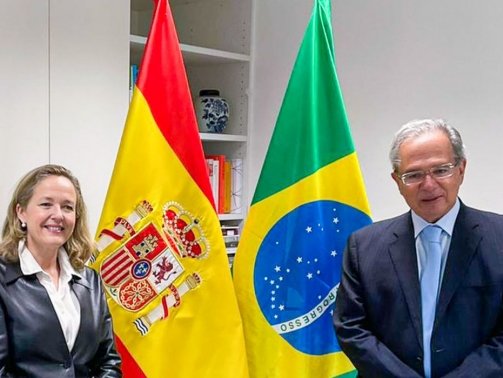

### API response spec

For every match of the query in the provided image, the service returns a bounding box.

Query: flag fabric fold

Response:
[233,0,371,377]
[91,1,248,376]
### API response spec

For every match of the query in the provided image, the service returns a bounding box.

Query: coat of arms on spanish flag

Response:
[91,1,248,376]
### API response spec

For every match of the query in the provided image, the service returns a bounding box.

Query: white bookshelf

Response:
[130,0,251,267]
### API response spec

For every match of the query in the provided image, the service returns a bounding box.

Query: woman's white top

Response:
[18,242,81,351]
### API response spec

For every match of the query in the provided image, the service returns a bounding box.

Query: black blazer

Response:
[334,203,503,378]
[0,259,121,377]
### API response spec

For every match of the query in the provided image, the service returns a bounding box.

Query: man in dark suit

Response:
[333,119,503,378]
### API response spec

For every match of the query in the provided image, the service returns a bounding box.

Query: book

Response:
[206,158,219,210]
[224,160,232,213]
[206,154,226,213]
[230,158,243,214]
[129,64,139,101]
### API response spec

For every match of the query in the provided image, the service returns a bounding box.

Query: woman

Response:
[0,164,121,377]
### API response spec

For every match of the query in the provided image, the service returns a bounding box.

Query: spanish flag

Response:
[91,0,248,376]
[233,0,371,377]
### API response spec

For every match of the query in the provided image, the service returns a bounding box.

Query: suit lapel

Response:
[6,263,70,356]
[71,275,93,355]
[388,213,423,348]
[435,205,481,326]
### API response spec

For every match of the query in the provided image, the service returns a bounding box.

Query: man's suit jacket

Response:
[333,203,503,378]
[0,259,122,377]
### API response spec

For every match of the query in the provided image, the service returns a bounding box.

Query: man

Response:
[333,119,503,377]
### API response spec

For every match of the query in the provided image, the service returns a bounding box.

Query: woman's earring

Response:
[20,221,27,231]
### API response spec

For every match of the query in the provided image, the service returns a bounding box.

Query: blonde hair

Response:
[0,164,94,269]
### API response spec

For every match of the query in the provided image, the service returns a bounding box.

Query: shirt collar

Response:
[411,197,460,238]
[18,241,82,280]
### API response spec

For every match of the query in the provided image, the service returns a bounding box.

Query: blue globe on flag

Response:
[254,200,371,355]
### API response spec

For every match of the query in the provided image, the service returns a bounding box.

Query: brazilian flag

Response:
[233,0,372,377]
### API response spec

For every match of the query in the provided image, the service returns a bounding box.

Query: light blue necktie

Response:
[420,225,443,378]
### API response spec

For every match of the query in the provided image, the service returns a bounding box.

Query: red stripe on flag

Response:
[105,269,130,287]
[115,335,146,378]
[102,251,130,270]
[135,0,215,206]
[102,251,134,286]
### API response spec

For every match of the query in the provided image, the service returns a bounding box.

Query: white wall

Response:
[0,0,50,218]
[250,0,503,221]
[49,0,130,232]
[0,0,129,233]
[3,0,503,231]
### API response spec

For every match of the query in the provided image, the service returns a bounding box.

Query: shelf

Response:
[226,247,238,255]
[131,0,189,11]
[218,213,244,221]
[200,133,247,142]
[130,35,250,65]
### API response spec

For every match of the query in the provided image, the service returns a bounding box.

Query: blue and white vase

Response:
[196,89,229,133]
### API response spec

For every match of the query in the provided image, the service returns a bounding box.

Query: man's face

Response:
[391,129,466,223]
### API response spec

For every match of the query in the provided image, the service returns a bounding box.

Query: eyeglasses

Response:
[397,162,458,185]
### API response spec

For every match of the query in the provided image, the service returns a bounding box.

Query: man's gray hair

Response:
[389,119,466,172]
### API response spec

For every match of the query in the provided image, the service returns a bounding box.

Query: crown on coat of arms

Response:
[162,201,209,259]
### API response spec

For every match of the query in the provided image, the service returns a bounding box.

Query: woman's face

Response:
[16,175,77,256]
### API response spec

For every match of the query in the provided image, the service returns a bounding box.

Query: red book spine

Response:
[205,154,226,213]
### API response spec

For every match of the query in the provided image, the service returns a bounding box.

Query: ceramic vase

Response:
[196,89,229,133]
